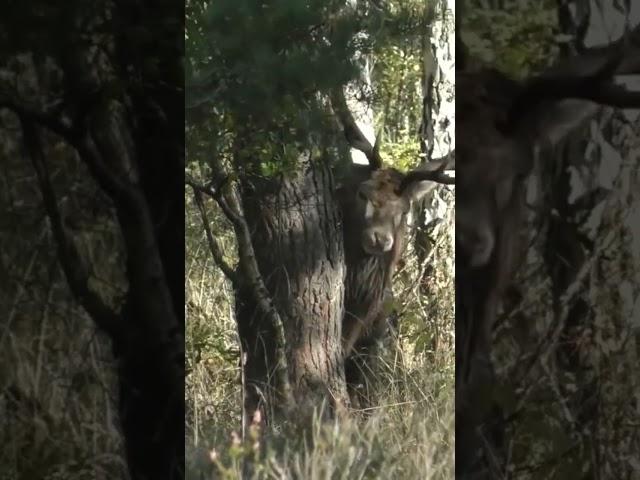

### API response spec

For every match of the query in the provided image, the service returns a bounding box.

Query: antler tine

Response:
[508,25,640,124]
[371,124,383,167]
[330,88,383,169]
[398,152,455,192]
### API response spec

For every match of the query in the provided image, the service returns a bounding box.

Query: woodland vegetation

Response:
[461,0,640,477]
[1,2,183,479]
[1,1,637,479]
[185,0,455,478]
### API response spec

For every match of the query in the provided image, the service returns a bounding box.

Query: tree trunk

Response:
[115,296,184,480]
[415,0,454,354]
[236,156,349,426]
[79,107,186,480]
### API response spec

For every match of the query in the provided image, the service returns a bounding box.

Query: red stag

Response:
[332,90,455,407]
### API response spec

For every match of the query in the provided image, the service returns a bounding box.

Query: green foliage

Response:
[368,0,441,171]
[186,0,432,179]
[187,0,357,178]
[185,1,455,475]
[462,0,558,78]
[373,45,423,148]
[380,137,422,171]
[193,0,356,112]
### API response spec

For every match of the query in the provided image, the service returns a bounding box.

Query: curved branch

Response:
[224,185,293,407]
[205,160,294,408]
[19,117,123,340]
[187,182,239,284]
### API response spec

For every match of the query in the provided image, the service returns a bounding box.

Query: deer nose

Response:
[374,232,393,251]
[362,229,394,254]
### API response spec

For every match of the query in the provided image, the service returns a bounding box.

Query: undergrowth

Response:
[185,186,455,480]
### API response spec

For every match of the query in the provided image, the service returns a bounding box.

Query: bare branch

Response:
[207,160,294,408]
[2,94,139,203]
[187,181,239,284]
[20,117,123,339]
[185,174,229,199]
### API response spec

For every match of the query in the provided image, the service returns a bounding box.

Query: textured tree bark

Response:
[115,294,184,480]
[235,157,349,426]
[416,0,454,279]
[110,5,186,475]
[111,159,184,480]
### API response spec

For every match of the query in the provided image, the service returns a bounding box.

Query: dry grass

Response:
[185,187,455,480]
[0,132,127,479]
[0,289,127,479]
[186,350,453,480]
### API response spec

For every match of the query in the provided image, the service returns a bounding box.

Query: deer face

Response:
[356,169,411,255]
[339,166,441,256]
[331,87,454,257]
[455,72,535,270]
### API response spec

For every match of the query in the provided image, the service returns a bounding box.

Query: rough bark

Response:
[235,156,349,425]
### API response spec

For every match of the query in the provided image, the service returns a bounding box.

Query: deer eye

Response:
[357,190,367,201]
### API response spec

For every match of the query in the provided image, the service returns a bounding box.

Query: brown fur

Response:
[337,164,434,407]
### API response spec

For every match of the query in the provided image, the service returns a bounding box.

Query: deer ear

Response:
[519,99,599,149]
[402,180,436,204]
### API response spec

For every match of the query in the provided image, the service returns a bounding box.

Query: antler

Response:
[398,151,456,192]
[508,25,640,125]
[330,88,383,169]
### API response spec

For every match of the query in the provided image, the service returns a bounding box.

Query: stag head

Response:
[343,164,451,255]
[331,88,454,256]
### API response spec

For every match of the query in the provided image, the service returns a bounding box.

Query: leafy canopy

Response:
[186,0,429,178]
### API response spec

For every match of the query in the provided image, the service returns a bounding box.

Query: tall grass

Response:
[185,187,455,480]
[0,291,127,479]
[186,349,453,480]
[1,145,128,479]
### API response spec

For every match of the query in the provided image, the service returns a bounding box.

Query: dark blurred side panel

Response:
[0,2,185,479]
[456,1,640,477]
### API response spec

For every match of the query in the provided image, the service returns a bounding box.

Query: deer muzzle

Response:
[361,229,394,255]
